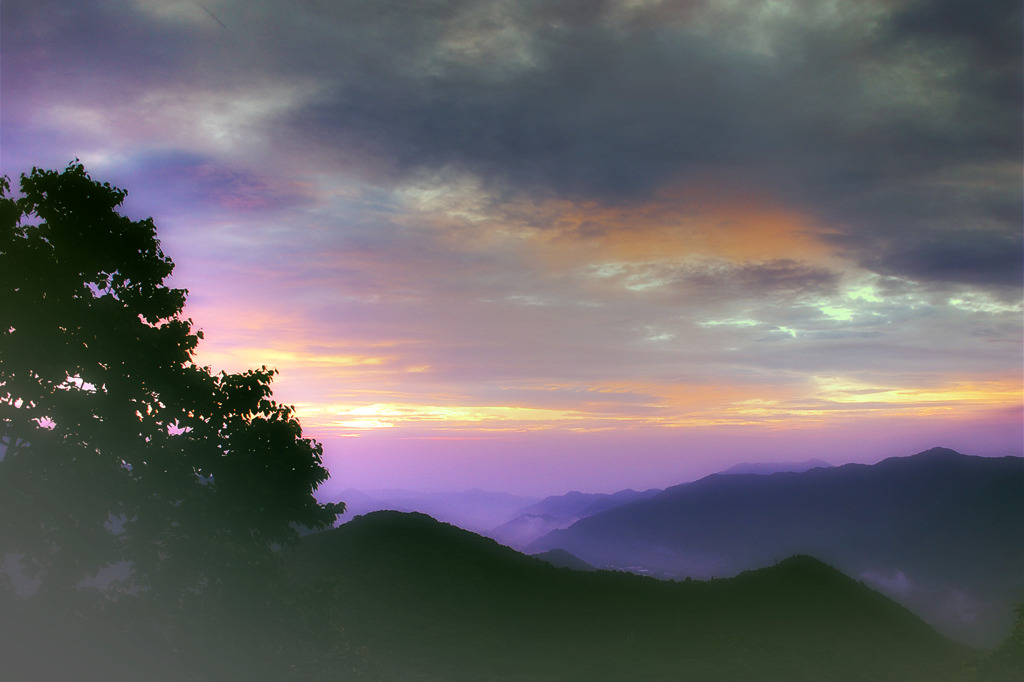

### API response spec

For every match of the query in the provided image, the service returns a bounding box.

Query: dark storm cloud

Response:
[271,0,1021,287]
[6,0,1020,289]
[1,0,198,93]
[818,157,1024,288]
[285,5,780,197]
[866,232,1023,288]
[889,0,1022,68]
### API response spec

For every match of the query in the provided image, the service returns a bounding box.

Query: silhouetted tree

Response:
[0,163,342,677]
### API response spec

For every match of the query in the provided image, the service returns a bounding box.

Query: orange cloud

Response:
[393,175,836,269]
[490,184,838,271]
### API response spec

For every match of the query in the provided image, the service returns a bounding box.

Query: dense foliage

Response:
[0,164,341,679]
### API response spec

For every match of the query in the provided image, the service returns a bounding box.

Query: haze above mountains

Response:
[336,448,1023,648]
[338,457,833,541]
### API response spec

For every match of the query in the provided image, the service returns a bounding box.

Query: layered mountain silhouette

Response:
[336,461,834,549]
[720,458,833,475]
[529,447,1024,646]
[489,488,662,548]
[288,510,969,681]
[336,487,539,534]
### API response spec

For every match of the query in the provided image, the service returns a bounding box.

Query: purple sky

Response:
[3,0,1021,496]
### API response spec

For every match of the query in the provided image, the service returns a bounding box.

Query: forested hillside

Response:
[287,511,973,682]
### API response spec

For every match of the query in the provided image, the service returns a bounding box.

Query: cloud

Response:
[299,0,1017,289]
[5,0,1019,290]
[865,230,1023,288]
[113,151,313,216]
[3,0,1020,477]
[678,259,839,300]
[888,0,1022,70]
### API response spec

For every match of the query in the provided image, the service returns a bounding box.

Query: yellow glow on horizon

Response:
[815,376,1022,407]
[340,418,396,429]
[195,346,395,375]
[286,370,1024,438]
[309,401,592,434]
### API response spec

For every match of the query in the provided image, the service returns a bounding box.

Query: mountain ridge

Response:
[529,447,1024,646]
[288,510,969,681]
[333,487,540,533]
[720,457,833,475]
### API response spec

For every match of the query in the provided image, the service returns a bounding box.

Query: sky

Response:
[2,0,1021,497]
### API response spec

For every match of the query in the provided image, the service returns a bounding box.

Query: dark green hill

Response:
[288,511,968,682]
[532,548,596,571]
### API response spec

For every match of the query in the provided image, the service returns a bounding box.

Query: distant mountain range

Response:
[338,459,833,549]
[336,487,540,534]
[288,510,972,681]
[335,486,665,545]
[489,488,662,548]
[529,447,1024,647]
[331,448,1022,647]
[720,457,833,475]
